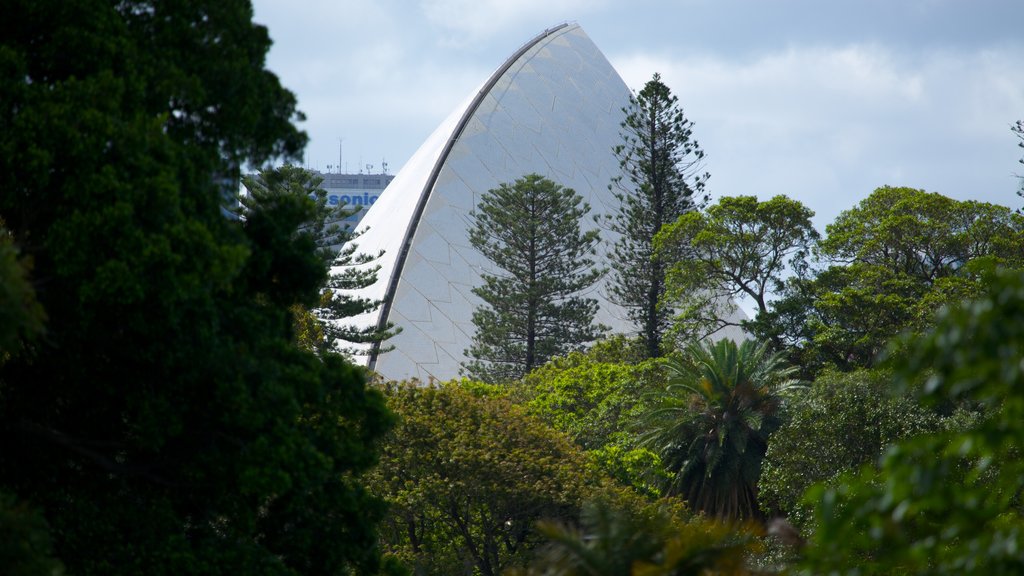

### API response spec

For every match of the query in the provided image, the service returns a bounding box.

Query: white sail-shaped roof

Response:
[338,23,639,382]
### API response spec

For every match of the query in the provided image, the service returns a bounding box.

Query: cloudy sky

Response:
[251,0,1024,228]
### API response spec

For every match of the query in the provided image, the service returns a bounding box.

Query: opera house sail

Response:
[336,23,638,382]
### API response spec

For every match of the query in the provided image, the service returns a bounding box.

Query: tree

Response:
[801,268,1024,575]
[0,490,65,576]
[1014,120,1024,210]
[655,195,819,346]
[807,186,1024,369]
[241,165,397,356]
[516,349,669,496]
[513,497,760,576]
[0,227,44,361]
[463,174,605,383]
[758,368,951,529]
[369,381,596,576]
[0,2,394,573]
[639,340,802,520]
[607,73,710,359]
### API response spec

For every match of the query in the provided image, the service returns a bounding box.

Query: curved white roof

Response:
[337,23,637,382]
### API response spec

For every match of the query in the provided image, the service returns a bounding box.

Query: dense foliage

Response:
[801,268,1024,574]
[241,165,397,356]
[0,229,44,358]
[4,7,1023,572]
[370,382,596,576]
[805,186,1024,370]
[640,340,802,520]
[607,73,709,359]
[656,194,818,345]
[0,490,64,576]
[516,349,668,496]
[0,2,394,574]
[515,498,761,576]
[758,368,950,529]
[464,174,605,382]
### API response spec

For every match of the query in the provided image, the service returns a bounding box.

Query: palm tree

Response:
[640,339,802,520]
[512,498,758,576]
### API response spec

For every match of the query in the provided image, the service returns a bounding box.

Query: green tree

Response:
[0,232,56,575]
[801,268,1024,575]
[0,2,394,574]
[516,349,668,496]
[0,490,64,576]
[655,195,819,346]
[370,382,595,576]
[1014,120,1024,209]
[758,368,948,529]
[0,228,44,361]
[808,186,1024,369]
[607,73,710,359]
[241,165,397,356]
[463,174,605,383]
[514,497,760,576]
[640,340,802,520]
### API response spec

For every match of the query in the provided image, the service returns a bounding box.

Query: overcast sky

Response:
[251,0,1024,228]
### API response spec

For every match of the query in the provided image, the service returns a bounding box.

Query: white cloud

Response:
[418,0,610,45]
[609,44,1024,224]
[251,1,1024,221]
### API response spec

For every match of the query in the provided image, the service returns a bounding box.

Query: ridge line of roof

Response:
[368,22,577,371]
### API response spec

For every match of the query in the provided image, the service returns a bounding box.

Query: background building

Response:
[337,23,744,382]
[337,23,636,382]
[317,169,394,229]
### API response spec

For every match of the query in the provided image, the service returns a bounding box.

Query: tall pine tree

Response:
[1014,120,1024,210]
[607,73,709,358]
[241,166,398,356]
[463,174,605,383]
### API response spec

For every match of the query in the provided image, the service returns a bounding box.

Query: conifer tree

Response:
[1014,120,1024,210]
[463,174,605,382]
[241,166,397,356]
[607,73,709,358]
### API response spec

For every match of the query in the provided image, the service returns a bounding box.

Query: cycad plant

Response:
[640,339,802,520]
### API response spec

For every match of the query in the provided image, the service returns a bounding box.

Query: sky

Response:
[250,0,1024,228]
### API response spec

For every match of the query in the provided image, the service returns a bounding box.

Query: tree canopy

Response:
[640,340,802,520]
[801,268,1024,574]
[758,368,949,529]
[463,174,605,382]
[241,165,397,356]
[516,349,668,496]
[607,73,709,359]
[0,2,394,573]
[656,194,819,345]
[370,382,596,576]
[807,186,1024,369]
[514,498,761,576]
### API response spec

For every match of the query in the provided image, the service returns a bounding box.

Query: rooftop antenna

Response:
[338,138,343,175]
[382,159,389,175]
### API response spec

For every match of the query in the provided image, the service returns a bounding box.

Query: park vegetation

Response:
[241,165,398,356]
[463,174,606,382]
[398,183,1024,573]
[607,73,710,359]
[3,2,1024,574]
[1,1,395,574]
